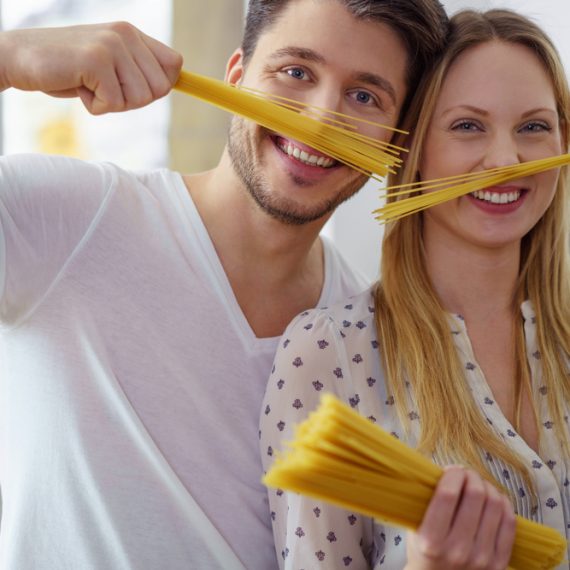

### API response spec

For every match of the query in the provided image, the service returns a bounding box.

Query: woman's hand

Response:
[0,22,183,114]
[405,466,516,570]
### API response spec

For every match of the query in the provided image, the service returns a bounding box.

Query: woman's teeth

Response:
[278,140,335,168]
[471,189,522,204]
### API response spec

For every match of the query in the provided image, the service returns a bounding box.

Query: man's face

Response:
[226,0,408,225]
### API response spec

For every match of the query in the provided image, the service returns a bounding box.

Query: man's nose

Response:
[299,86,344,126]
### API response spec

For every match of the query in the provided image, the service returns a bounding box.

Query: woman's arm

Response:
[260,309,377,569]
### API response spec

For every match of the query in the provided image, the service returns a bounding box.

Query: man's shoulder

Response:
[320,234,371,302]
[0,153,175,193]
[0,153,116,199]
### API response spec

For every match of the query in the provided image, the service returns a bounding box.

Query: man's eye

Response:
[355,91,372,104]
[347,90,380,109]
[286,68,307,80]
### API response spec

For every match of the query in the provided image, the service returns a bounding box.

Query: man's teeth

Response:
[279,141,335,168]
[471,190,522,204]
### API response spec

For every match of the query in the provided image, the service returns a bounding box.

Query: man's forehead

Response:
[255,0,401,45]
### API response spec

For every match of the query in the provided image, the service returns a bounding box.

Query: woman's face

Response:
[420,40,563,252]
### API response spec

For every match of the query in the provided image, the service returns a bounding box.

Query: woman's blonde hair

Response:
[375,9,570,492]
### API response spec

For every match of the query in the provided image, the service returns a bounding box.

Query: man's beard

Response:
[227,117,367,226]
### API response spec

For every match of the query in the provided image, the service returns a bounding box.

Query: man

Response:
[0,1,448,568]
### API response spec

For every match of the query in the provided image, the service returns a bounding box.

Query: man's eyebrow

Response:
[354,72,397,105]
[269,47,326,64]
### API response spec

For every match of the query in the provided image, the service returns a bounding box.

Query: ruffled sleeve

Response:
[260,308,377,569]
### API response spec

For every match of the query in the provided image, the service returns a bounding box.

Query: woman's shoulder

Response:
[285,284,377,341]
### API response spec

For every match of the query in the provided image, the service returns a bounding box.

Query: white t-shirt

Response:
[0,154,368,570]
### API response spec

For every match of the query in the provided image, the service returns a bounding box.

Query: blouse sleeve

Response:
[260,309,377,569]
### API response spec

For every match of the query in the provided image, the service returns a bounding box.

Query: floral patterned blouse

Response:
[260,286,570,570]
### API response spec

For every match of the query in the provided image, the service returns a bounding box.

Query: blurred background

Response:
[1,0,569,283]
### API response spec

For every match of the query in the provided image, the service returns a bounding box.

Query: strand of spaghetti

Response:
[240,97,407,158]
[330,124,406,155]
[174,70,402,177]
[375,153,570,222]
[265,98,406,157]
[376,168,543,221]
[242,97,361,131]
[240,85,408,134]
[264,394,567,570]
[381,152,570,195]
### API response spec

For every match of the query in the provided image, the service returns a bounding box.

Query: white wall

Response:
[325,0,570,284]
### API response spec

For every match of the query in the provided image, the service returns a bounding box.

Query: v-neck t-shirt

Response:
[0,153,368,569]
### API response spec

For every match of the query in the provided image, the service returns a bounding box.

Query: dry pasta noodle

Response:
[264,394,567,570]
[373,153,570,223]
[174,69,405,177]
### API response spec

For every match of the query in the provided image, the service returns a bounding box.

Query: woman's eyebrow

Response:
[520,107,558,118]
[441,104,490,118]
[440,105,558,119]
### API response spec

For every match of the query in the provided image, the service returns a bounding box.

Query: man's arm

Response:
[0,22,183,115]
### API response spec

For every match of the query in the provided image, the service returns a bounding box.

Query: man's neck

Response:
[182,155,330,338]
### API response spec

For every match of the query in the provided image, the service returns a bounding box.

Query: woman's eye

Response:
[519,121,551,133]
[286,67,307,80]
[451,120,481,132]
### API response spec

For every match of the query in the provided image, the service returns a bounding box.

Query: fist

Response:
[0,22,183,114]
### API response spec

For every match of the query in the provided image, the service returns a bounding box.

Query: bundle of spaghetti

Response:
[373,152,570,223]
[174,70,405,177]
[264,394,567,570]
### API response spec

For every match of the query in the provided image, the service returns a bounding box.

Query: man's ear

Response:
[226,48,245,86]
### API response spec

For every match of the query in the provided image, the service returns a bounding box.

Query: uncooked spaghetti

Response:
[264,394,567,570]
[174,70,405,177]
[374,153,570,223]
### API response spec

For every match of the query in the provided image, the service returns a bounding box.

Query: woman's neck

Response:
[423,229,521,320]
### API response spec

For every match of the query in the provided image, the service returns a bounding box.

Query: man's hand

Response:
[405,466,516,570]
[0,22,183,114]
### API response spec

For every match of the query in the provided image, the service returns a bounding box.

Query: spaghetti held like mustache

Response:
[174,69,406,178]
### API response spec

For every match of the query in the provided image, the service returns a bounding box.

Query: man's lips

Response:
[272,135,338,169]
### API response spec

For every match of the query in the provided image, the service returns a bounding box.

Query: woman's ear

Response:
[226,48,245,86]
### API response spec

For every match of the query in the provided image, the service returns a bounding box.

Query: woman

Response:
[260,9,570,570]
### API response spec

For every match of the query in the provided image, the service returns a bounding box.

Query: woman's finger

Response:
[415,466,468,558]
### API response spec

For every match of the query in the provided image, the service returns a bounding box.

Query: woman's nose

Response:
[481,132,522,170]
